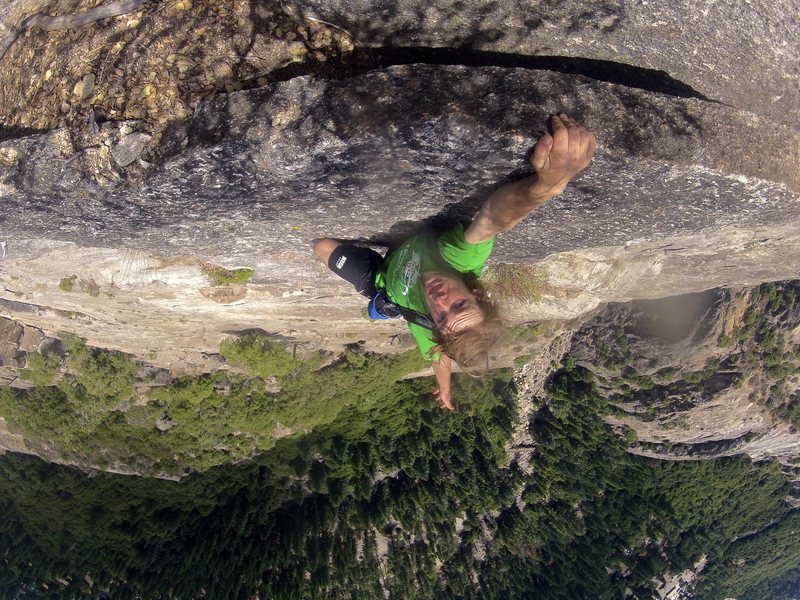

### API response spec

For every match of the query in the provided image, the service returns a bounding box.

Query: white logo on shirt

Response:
[335,256,347,269]
[400,251,421,295]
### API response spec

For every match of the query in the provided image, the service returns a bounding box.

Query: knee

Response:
[313,238,339,264]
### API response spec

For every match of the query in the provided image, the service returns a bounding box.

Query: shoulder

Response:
[436,224,495,274]
[408,323,439,362]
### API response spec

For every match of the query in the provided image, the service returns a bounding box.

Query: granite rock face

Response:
[1,64,799,370]
[0,0,55,59]
[0,0,50,35]
[300,0,800,129]
[1,65,798,259]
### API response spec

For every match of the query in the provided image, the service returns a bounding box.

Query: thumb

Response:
[531,133,552,171]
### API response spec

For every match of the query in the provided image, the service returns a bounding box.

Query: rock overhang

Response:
[1,64,798,257]
[299,0,800,130]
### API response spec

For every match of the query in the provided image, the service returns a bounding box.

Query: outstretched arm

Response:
[432,355,454,411]
[465,114,597,244]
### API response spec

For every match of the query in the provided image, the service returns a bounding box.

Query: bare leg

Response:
[313,238,342,266]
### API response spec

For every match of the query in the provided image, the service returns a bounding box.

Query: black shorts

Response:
[327,245,384,299]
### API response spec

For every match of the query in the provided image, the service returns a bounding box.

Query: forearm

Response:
[432,355,452,394]
[465,115,597,244]
[466,175,561,242]
[483,175,562,230]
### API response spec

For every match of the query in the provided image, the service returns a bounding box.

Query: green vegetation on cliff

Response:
[731,282,800,426]
[1,356,795,599]
[694,509,800,600]
[1,335,137,446]
[2,333,429,474]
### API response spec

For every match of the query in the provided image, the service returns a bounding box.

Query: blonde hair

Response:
[430,276,503,376]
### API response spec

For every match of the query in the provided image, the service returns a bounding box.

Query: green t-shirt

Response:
[374,224,494,360]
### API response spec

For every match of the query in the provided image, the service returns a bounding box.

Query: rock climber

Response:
[313,113,596,410]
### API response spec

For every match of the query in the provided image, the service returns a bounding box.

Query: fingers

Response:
[532,113,596,190]
[551,113,578,158]
[547,113,572,161]
[560,114,582,157]
[549,113,596,163]
[549,113,568,133]
[433,389,454,410]
[586,129,597,160]
[531,132,552,171]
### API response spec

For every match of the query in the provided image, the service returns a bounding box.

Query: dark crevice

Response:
[244,46,715,102]
[0,125,50,142]
[0,48,718,145]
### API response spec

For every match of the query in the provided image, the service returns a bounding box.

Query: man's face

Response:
[422,272,483,334]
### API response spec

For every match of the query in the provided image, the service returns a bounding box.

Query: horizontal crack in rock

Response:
[250,46,715,102]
